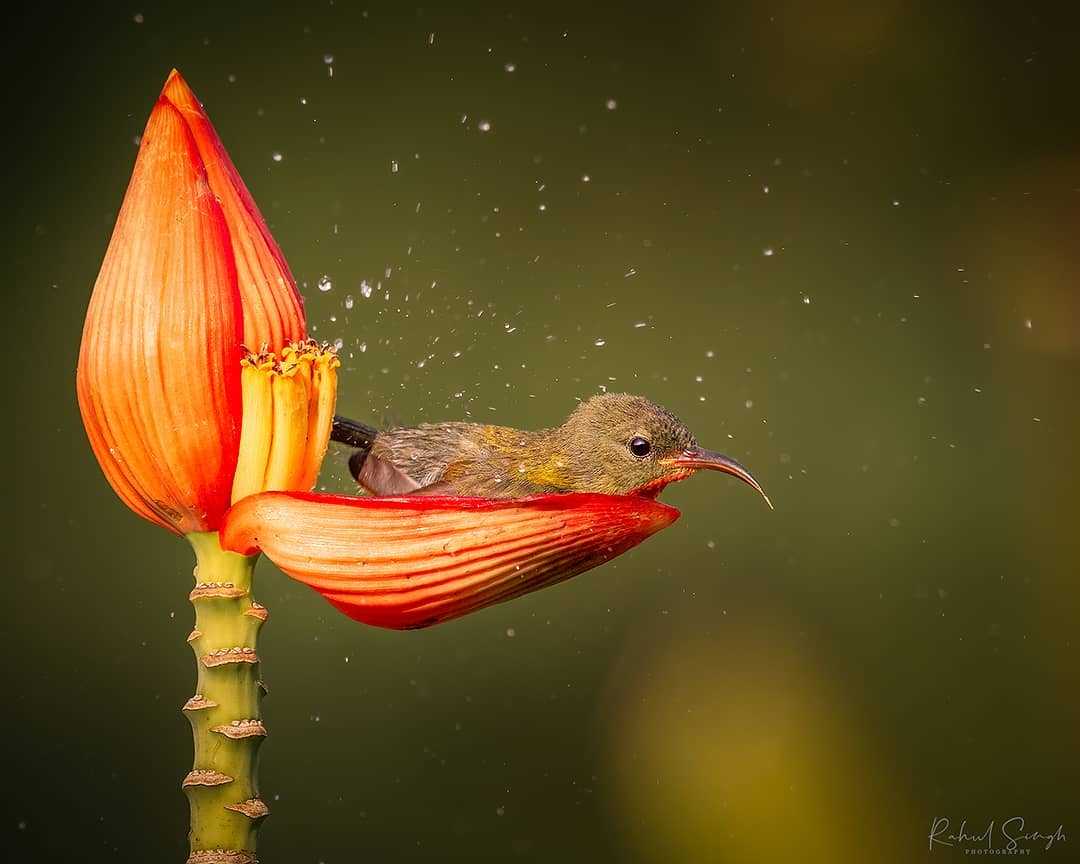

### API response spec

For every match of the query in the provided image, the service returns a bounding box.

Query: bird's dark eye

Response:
[628,436,651,458]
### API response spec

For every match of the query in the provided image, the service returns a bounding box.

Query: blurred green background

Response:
[9,2,1078,861]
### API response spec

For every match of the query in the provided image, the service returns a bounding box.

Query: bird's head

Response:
[554,393,772,506]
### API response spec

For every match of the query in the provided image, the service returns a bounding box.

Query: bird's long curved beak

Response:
[662,447,773,510]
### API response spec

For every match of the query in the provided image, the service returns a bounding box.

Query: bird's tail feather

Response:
[331,414,379,451]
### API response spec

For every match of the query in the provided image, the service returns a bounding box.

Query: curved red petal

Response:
[161,70,306,351]
[76,98,243,534]
[220,492,679,629]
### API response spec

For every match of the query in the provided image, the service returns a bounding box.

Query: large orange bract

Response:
[222,491,679,629]
[77,71,304,535]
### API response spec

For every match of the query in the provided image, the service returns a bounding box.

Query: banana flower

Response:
[76,71,679,864]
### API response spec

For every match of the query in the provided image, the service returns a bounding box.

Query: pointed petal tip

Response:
[77,83,243,534]
[160,67,201,113]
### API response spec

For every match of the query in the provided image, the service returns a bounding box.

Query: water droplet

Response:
[594,338,606,347]
[478,120,492,133]
[271,152,283,163]
[605,98,618,110]
[333,337,344,351]
[391,160,399,173]
[762,247,774,257]
[504,62,516,72]
[323,53,334,64]
[360,280,373,298]
[317,275,333,293]
[581,173,591,183]
[344,294,354,310]
[133,12,144,24]
[802,295,811,304]
[506,627,516,637]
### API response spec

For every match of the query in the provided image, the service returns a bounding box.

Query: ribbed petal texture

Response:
[162,70,305,351]
[220,492,680,629]
[77,99,243,533]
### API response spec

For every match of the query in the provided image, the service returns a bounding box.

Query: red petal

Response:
[76,97,243,533]
[220,492,679,629]
[161,70,306,351]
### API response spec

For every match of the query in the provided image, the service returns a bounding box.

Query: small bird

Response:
[331,393,772,507]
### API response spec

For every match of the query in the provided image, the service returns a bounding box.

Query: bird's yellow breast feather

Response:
[479,425,571,489]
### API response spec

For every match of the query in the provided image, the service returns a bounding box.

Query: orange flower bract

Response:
[220,491,680,629]
[77,71,306,534]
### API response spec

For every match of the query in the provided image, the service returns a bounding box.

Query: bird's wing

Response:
[352,451,422,496]
[371,423,491,488]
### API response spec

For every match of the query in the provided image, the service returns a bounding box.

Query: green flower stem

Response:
[182,532,268,864]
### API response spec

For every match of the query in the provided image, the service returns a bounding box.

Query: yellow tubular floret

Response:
[230,357,275,504]
[297,352,340,490]
[263,364,310,491]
